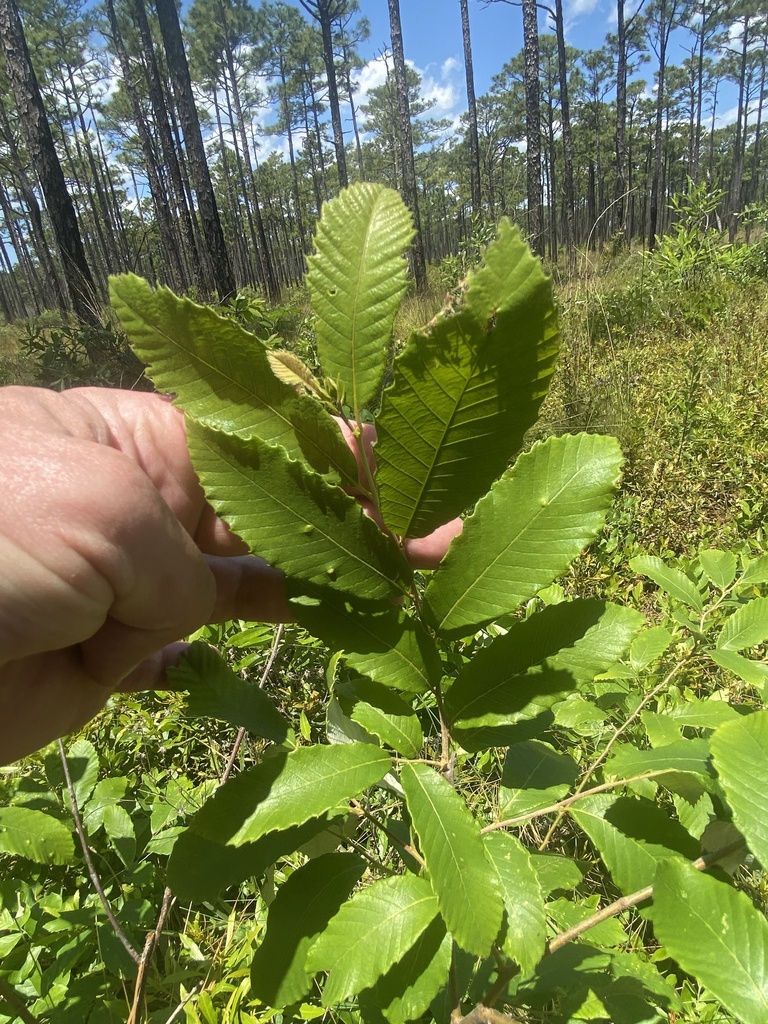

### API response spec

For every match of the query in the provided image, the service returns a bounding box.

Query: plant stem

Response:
[433,682,453,777]
[220,623,284,785]
[481,771,669,833]
[538,658,689,850]
[128,886,174,1024]
[0,977,40,1024]
[350,798,426,868]
[163,981,202,1024]
[57,739,140,964]
[547,837,745,955]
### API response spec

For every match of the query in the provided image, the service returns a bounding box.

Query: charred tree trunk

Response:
[155,0,235,300]
[460,0,481,216]
[0,0,99,327]
[387,0,427,289]
[522,0,542,253]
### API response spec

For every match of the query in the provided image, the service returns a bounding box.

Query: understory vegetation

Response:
[2,192,768,1024]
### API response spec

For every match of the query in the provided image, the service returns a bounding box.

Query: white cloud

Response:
[353,51,463,127]
[420,68,460,116]
[566,0,601,21]
[356,54,391,100]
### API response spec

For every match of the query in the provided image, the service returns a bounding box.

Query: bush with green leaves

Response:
[4,184,768,1024]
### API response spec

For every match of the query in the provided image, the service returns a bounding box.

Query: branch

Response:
[0,977,40,1024]
[57,739,140,964]
[481,772,669,833]
[547,837,747,955]
[350,797,426,869]
[127,886,174,1024]
[163,981,203,1024]
[539,657,689,850]
[220,623,284,785]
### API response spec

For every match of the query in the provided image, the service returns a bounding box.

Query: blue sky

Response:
[275,0,741,144]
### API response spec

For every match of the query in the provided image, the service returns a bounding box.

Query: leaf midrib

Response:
[389,337,479,539]
[658,870,768,1009]
[323,888,437,975]
[117,289,355,487]
[407,766,489,943]
[435,444,604,630]
[198,431,399,593]
[233,749,390,842]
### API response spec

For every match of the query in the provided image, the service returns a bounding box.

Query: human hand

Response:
[0,386,460,764]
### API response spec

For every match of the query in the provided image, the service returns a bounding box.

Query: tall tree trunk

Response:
[522,0,542,253]
[728,12,751,243]
[299,0,348,188]
[131,0,199,288]
[155,0,235,300]
[647,0,679,249]
[106,0,186,289]
[343,67,365,180]
[301,83,324,214]
[0,96,66,311]
[460,0,481,216]
[0,0,99,327]
[614,0,629,238]
[387,0,427,289]
[279,66,307,256]
[216,0,278,299]
[554,0,575,266]
[748,37,766,207]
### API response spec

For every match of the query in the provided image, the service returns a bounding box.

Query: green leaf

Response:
[338,679,423,758]
[167,817,333,901]
[740,554,768,587]
[188,742,391,846]
[291,595,439,693]
[629,626,674,672]
[400,762,503,956]
[165,642,290,744]
[250,852,366,1007]
[82,777,129,833]
[0,807,73,864]
[651,859,768,1024]
[186,421,410,601]
[45,738,99,809]
[605,739,713,785]
[717,597,768,651]
[109,274,357,486]
[483,831,546,973]
[445,600,643,727]
[711,711,768,867]
[709,648,768,687]
[666,697,740,730]
[498,740,578,820]
[529,853,586,895]
[629,555,703,612]
[306,874,439,1005]
[376,220,559,538]
[361,921,451,1024]
[572,795,696,895]
[102,804,136,865]
[699,549,738,590]
[553,695,606,733]
[307,183,414,417]
[425,434,624,637]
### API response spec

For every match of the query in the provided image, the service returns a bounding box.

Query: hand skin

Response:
[0,386,461,765]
